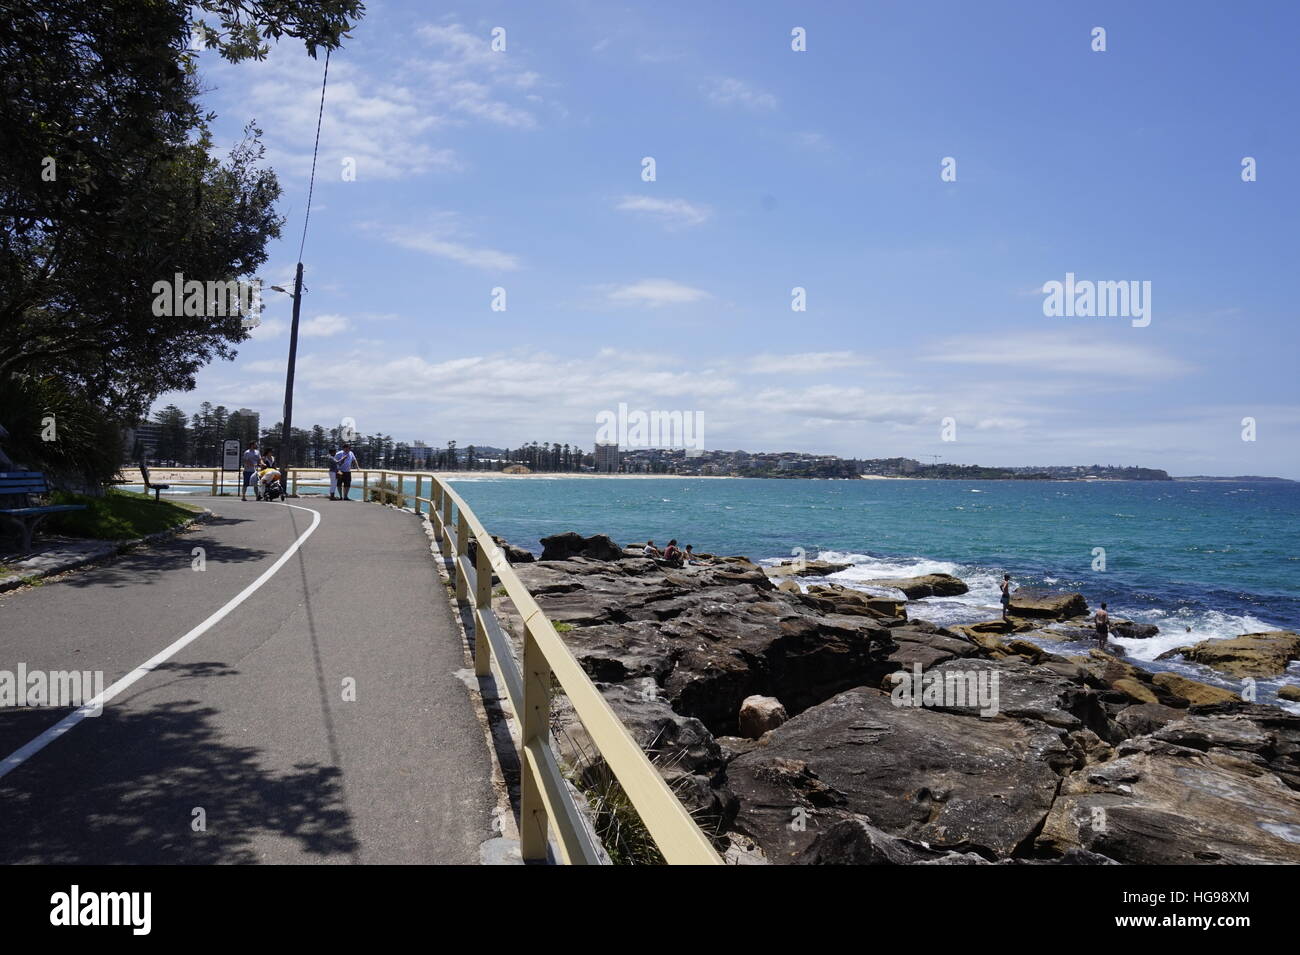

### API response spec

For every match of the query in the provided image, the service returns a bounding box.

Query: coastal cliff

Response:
[492,533,1300,865]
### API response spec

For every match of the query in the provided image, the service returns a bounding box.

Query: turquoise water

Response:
[447,477,1300,693]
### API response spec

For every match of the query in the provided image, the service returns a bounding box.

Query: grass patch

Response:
[553,622,575,633]
[43,489,199,540]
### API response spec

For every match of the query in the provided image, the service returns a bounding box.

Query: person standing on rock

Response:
[1095,602,1110,649]
[999,573,1013,621]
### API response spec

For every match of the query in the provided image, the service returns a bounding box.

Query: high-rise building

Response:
[594,442,619,473]
[123,420,163,461]
[234,408,260,437]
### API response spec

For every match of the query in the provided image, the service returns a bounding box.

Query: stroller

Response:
[258,467,285,502]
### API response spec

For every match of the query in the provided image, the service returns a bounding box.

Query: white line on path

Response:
[0,502,322,781]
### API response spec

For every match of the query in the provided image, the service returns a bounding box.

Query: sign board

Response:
[222,439,241,472]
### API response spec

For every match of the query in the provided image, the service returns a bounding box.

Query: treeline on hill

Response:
[737,460,865,479]
[915,464,1052,480]
[145,405,595,471]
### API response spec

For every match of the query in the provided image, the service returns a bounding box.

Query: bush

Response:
[367,479,406,506]
[0,374,123,492]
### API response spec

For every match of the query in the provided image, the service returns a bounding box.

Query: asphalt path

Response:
[0,496,495,864]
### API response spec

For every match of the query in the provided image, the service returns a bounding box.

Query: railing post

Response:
[442,490,453,555]
[211,469,218,496]
[474,539,492,676]
[397,473,405,508]
[362,469,370,501]
[455,511,470,602]
[291,468,299,497]
[520,626,553,862]
[413,475,422,515]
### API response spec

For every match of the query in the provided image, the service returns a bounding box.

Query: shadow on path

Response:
[55,518,271,589]
[0,692,359,864]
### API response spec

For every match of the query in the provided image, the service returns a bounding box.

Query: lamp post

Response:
[270,262,304,466]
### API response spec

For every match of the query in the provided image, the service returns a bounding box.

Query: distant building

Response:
[409,443,433,469]
[123,420,162,461]
[235,408,260,433]
[594,442,619,473]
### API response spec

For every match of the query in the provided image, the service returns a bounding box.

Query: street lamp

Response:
[268,264,304,466]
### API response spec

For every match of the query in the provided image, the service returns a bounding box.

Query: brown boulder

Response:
[763,559,851,578]
[727,687,1069,862]
[738,695,789,739]
[1009,588,1088,620]
[1164,631,1300,679]
[860,573,969,599]
[1150,671,1240,706]
[1037,734,1300,864]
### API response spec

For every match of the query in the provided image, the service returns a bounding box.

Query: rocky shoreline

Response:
[491,533,1300,865]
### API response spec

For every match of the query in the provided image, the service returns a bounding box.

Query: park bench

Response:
[0,472,87,555]
[138,462,170,501]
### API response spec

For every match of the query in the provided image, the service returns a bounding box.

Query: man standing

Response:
[327,446,338,500]
[1095,602,1111,650]
[241,441,261,502]
[335,443,358,500]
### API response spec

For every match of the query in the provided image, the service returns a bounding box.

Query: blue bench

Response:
[0,472,87,554]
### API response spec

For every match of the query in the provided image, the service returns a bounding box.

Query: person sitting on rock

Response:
[683,544,699,565]
[663,539,683,567]
[643,540,662,558]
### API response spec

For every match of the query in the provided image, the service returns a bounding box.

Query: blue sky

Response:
[158,0,1300,477]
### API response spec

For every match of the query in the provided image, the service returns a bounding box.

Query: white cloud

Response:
[206,20,556,183]
[746,352,873,374]
[604,279,709,308]
[414,23,552,130]
[220,54,457,181]
[794,131,830,151]
[615,195,712,228]
[367,220,521,272]
[302,313,350,337]
[248,318,286,340]
[920,330,1195,379]
[703,77,777,111]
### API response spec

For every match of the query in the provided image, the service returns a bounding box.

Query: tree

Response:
[153,405,190,464]
[0,0,364,486]
[227,409,259,448]
[310,425,327,465]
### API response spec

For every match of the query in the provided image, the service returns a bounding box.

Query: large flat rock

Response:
[1009,588,1088,620]
[1166,630,1300,679]
[727,687,1069,862]
[1037,734,1300,863]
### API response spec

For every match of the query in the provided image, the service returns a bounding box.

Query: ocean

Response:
[448,476,1300,704]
